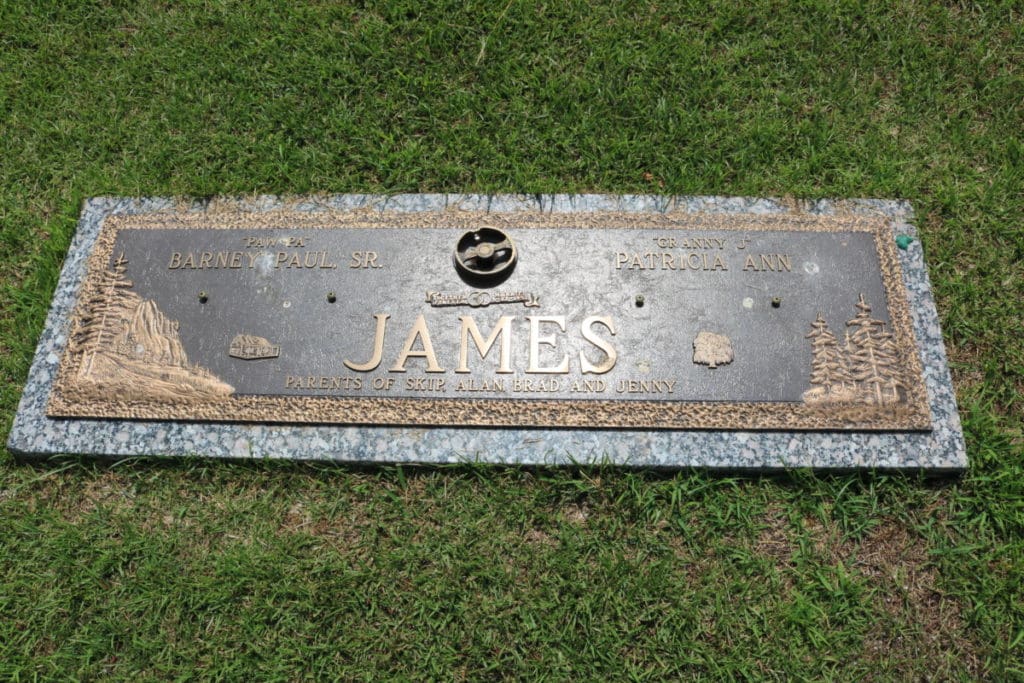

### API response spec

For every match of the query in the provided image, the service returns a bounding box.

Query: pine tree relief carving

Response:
[803,294,905,405]
[69,253,234,402]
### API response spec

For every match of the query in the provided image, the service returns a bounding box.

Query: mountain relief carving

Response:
[69,253,234,403]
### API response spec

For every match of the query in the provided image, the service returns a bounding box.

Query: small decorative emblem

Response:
[229,334,280,360]
[452,227,517,284]
[425,290,540,308]
[693,331,734,369]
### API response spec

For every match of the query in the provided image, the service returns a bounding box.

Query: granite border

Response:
[8,194,967,471]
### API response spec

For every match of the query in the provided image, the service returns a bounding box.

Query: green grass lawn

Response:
[2,0,1022,679]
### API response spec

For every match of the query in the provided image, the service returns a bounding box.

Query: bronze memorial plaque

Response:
[47,209,931,431]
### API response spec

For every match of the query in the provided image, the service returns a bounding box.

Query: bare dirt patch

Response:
[802,512,981,676]
[523,527,556,548]
[754,504,793,565]
[753,504,797,590]
[32,469,137,523]
[277,496,373,551]
[562,502,590,526]
[748,502,985,676]
[853,521,982,676]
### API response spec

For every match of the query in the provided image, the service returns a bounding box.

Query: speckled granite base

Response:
[8,195,966,471]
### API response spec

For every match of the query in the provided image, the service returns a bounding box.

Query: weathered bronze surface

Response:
[47,209,931,430]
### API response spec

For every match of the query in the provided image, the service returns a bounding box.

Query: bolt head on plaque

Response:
[453,228,516,286]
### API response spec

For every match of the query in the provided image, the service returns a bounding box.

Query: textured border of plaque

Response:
[8,195,966,470]
[47,209,929,430]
